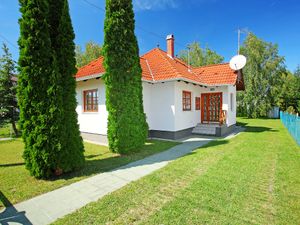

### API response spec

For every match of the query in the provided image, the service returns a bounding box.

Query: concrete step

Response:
[196,123,220,127]
[192,130,216,135]
[192,125,216,135]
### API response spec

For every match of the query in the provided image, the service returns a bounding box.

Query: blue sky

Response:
[0,0,299,71]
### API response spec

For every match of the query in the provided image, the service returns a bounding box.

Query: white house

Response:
[75,35,244,143]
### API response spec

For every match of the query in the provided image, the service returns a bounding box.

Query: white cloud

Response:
[134,0,178,11]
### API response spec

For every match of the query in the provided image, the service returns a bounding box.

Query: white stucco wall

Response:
[76,80,177,134]
[76,78,108,135]
[76,79,237,135]
[143,82,176,131]
[226,85,237,126]
[174,81,202,131]
[174,81,231,131]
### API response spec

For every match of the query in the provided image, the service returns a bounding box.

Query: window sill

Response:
[83,111,99,114]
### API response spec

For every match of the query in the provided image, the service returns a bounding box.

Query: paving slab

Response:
[0,137,13,142]
[0,130,242,225]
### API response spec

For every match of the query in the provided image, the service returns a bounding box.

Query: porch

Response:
[192,92,234,137]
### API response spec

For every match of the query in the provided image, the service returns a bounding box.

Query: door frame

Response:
[201,92,223,124]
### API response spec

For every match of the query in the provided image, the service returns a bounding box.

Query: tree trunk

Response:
[11,121,18,137]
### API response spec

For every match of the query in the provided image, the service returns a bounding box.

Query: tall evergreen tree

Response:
[103,0,148,153]
[0,43,19,136]
[18,0,64,178]
[48,0,84,171]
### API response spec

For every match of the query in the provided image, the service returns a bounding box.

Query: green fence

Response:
[280,111,300,146]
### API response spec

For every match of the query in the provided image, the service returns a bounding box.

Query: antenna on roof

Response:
[229,28,247,71]
[237,28,249,54]
[238,29,241,55]
[187,46,191,72]
[157,43,160,48]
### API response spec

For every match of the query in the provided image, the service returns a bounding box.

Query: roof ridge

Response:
[156,48,181,78]
[145,59,155,82]
[173,57,191,69]
[156,48,197,73]
[194,62,229,69]
[140,47,160,58]
[77,56,104,70]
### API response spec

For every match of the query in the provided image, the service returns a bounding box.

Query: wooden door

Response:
[201,92,222,123]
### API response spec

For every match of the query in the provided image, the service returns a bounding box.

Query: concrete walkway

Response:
[0,138,13,142]
[0,130,242,225]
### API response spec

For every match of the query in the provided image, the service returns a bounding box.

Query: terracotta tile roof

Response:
[140,57,153,81]
[75,48,241,87]
[192,63,238,85]
[76,56,105,78]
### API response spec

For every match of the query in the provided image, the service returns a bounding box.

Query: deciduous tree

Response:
[237,33,286,118]
[179,42,224,66]
[76,41,103,68]
[0,43,19,136]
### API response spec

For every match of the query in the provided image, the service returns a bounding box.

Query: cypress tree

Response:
[103,0,148,153]
[48,0,85,172]
[18,0,64,178]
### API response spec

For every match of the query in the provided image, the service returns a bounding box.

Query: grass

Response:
[53,118,300,225]
[0,123,20,138]
[0,139,179,208]
[0,124,13,138]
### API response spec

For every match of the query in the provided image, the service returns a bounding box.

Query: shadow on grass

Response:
[45,140,179,182]
[0,191,32,225]
[237,121,278,133]
[0,162,25,168]
[184,140,230,156]
[51,139,231,182]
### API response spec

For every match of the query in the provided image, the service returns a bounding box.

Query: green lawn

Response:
[54,118,300,225]
[0,124,13,138]
[0,139,179,208]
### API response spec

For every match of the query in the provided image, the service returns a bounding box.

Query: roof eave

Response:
[75,73,235,87]
[76,73,104,81]
[142,77,233,87]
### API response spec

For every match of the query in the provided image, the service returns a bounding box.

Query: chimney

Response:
[166,34,175,58]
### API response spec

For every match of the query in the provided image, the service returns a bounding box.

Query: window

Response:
[195,97,201,110]
[83,89,98,112]
[230,93,234,111]
[182,91,191,111]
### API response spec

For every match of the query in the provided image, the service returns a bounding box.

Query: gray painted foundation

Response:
[82,124,236,144]
[216,124,236,137]
[149,127,194,140]
[81,132,108,145]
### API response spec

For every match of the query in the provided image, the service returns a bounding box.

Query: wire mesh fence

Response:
[280,111,300,146]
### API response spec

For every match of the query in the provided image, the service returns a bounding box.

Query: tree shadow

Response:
[0,162,25,168]
[46,141,179,181]
[19,138,230,182]
[183,140,230,156]
[0,191,32,225]
[200,139,229,148]
[50,139,229,182]
[84,153,104,159]
[237,121,278,133]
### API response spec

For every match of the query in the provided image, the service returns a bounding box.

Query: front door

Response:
[201,92,222,123]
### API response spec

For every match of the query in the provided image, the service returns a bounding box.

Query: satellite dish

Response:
[229,54,247,70]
